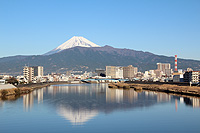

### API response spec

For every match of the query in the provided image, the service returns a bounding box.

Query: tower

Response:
[175,55,178,72]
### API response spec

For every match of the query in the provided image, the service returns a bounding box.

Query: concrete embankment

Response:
[108,83,200,97]
[0,81,70,98]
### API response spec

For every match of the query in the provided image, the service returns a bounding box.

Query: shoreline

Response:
[0,81,71,98]
[1,81,200,100]
[108,82,200,97]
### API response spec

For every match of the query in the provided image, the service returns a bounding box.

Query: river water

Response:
[0,83,200,133]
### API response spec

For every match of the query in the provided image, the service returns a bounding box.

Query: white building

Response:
[23,66,34,82]
[32,66,43,77]
[106,66,123,79]
[23,66,44,83]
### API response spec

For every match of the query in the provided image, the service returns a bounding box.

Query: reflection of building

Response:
[106,88,138,103]
[0,100,4,108]
[37,88,43,103]
[192,98,200,108]
[23,88,44,111]
[23,93,34,111]
[183,97,200,108]
[57,106,98,125]
[157,93,171,102]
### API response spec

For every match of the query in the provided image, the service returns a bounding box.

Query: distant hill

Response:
[0,45,200,75]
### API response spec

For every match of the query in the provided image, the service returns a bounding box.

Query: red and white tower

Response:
[175,55,178,72]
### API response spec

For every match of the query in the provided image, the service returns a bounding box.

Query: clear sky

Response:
[0,0,200,60]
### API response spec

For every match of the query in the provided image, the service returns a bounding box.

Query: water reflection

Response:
[58,106,98,125]
[0,100,4,108]
[22,84,200,125]
[23,88,44,111]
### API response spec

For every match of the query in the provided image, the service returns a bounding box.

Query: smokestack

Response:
[175,55,177,72]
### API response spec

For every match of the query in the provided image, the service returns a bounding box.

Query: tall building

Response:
[23,66,34,82]
[157,63,171,76]
[32,66,43,76]
[23,66,44,82]
[106,66,123,79]
[184,71,200,83]
[123,65,138,79]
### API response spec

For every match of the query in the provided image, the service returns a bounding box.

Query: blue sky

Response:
[0,0,200,60]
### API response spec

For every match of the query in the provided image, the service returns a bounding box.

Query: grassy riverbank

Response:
[108,82,200,97]
[0,81,69,98]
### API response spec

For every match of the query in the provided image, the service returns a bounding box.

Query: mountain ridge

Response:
[0,45,200,75]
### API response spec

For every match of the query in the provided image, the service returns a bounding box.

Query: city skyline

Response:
[0,0,200,60]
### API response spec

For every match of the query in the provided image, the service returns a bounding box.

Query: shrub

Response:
[14,89,21,95]
[1,90,8,97]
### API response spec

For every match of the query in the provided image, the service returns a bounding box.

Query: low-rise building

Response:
[173,73,184,82]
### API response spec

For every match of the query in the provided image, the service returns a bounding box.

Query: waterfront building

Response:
[184,71,200,83]
[123,65,138,79]
[23,66,44,83]
[106,66,123,79]
[157,63,172,76]
[173,73,184,82]
[23,66,34,82]
[32,66,43,77]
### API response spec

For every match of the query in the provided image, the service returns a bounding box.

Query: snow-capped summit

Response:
[45,36,100,55]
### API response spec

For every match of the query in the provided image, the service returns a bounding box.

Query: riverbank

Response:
[108,82,200,97]
[0,81,70,98]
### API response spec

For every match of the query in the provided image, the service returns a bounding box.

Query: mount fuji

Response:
[45,36,100,55]
[0,36,200,74]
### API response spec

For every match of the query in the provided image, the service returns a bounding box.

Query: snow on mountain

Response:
[45,36,101,55]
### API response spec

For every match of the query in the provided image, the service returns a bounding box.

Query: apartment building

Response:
[184,71,200,83]
[23,66,44,82]
[123,65,138,79]
[106,66,123,79]
[23,66,34,82]
[32,66,43,76]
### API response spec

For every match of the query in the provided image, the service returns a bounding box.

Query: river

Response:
[0,83,200,133]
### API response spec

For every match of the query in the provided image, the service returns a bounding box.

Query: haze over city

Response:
[0,0,200,60]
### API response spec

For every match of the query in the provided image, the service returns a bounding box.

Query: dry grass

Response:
[108,82,200,96]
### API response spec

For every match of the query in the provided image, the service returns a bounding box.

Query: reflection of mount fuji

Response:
[44,84,171,125]
[22,84,200,125]
[58,106,98,125]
